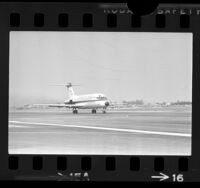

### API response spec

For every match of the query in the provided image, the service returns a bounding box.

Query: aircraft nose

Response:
[105,101,109,106]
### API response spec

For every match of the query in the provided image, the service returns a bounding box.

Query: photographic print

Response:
[9,31,192,155]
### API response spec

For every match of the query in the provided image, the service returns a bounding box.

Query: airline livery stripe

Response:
[9,121,191,137]
[65,99,107,104]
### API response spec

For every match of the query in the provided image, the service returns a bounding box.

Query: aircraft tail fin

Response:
[66,83,75,100]
[49,83,80,100]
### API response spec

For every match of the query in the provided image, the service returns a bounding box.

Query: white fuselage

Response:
[64,93,109,109]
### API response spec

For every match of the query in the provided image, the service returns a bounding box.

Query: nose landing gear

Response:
[102,107,107,114]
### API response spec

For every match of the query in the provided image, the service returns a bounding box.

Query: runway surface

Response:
[9,107,192,155]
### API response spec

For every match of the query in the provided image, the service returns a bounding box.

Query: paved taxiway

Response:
[9,108,192,155]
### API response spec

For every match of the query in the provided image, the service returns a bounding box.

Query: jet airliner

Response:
[36,83,110,114]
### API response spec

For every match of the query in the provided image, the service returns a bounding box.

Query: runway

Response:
[9,108,192,155]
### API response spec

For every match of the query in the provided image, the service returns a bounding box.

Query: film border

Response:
[0,2,199,181]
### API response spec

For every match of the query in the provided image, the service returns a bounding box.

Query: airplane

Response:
[35,83,110,114]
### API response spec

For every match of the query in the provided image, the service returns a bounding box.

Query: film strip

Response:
[0,2,199,182]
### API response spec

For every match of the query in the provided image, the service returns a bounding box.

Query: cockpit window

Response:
[97,95,107,100]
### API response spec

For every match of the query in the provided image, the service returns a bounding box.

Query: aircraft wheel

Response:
[73,109,78,114]
[103,110,106,114]
[92,109,96,114]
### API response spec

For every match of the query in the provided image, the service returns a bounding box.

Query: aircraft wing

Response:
[33,104,73,108]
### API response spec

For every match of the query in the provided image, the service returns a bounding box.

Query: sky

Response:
[9,31,193,106]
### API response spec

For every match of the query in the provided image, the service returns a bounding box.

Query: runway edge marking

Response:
[9,121,191,137]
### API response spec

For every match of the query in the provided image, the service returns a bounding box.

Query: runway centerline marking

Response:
[9,121,191,137]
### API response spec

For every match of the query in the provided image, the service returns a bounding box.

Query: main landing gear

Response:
[72,109,106,114]
[91,109,97,114]
[73,109,78,114]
